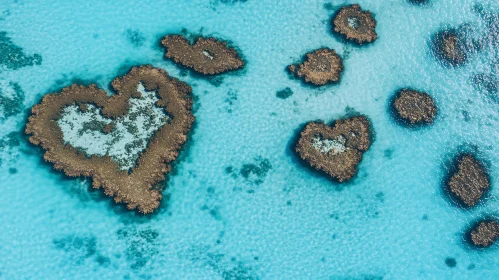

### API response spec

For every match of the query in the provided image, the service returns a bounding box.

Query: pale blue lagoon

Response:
[1,0,499,279]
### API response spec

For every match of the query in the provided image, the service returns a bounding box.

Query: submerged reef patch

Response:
[53,234,108,265]
[445,153,490,208]
[184,245,259,279]
[391,89,437,126]
[287,48,344,86]
[468,219,499,248]
[295,115,372,182]
[332,4,377,45]
[117,226,159,269]
[0,130,21,148]
[125,29,145,48]
[0,31,42,70]
[432,29,467,66]
[210,0,249,10]
[161,34,244,75]
[0,81,24,121]
[276,87,293,99]
[445,257,457,268]
[431,26,482,67]
[240,157,272,185]
[408,0,429,5]
[26,65,195,214]
[473,73,499,96]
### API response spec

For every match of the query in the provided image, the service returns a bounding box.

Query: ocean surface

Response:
[1,0,499,279]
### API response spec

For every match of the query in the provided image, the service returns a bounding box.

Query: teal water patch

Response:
[0,31,41,70]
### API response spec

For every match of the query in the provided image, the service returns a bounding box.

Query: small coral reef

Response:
[295,115,372,182]
[468,219,499,248]
[432,29,468,66]
[161,34,244,75]
[332,4,377,45]
[446,154,490,208]
[391,89,437,125]
[287,48,344,86]
[26,65,195,214]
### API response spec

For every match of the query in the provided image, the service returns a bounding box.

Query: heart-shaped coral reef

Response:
[295,115,372,182]
[26,65,195,213]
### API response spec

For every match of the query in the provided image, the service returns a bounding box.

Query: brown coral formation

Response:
[392,89,437,125]
[433,30,467,66]
[469,220,499,248]
[295,115,372,182]
[446,154,490,208]
[102,122,115,134]
[287,48,344,86]
[161,34,244,75]
[26,65,195,214]
[332,4,377,45]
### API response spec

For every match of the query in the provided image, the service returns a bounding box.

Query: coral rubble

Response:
[332,4,377,44]
[26,65,195,214]
[287,48,344,86]
[295,115,372,182]
[161,34,244,75]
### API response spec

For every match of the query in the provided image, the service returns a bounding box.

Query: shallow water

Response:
[2,0,499,279]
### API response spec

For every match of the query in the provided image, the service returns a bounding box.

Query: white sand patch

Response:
[57,83,169,170]
[311,135,346,155]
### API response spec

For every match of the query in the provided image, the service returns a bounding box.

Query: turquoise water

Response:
[2,0,499,278]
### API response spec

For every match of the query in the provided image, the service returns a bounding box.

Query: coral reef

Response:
[295,115,372,182]
[161,34,244,75]
[26,65,195,214]
[391,89,437,125]
[432,29,468,66]
[287,48,344,86]
[446,154,490,207]
[469,220,499,248]
[332,4,377,44]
